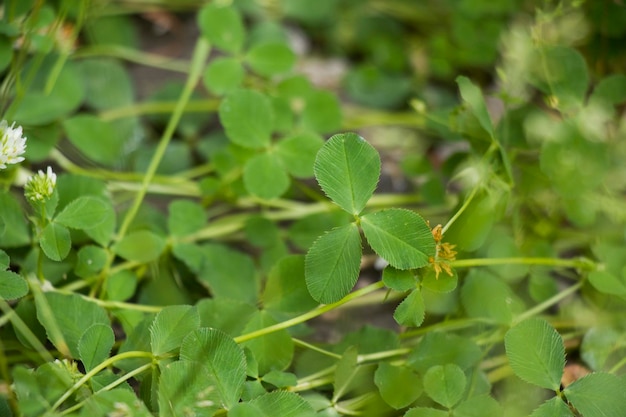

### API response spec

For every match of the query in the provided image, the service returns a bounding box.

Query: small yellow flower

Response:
[24,166,57,202]
[428,224,457,279]
[0,120,27,169]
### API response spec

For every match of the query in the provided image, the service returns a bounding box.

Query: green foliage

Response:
[1,1,624,416]
[314,132,380,215]
[423,364,466,408]
[563,373,626,417]
[361,209,434,269]
[374,363,422,409]
[180,328,246,408]
[505,318,565,390]
[305,223,362,304]
[78,324,114,372]
[219,89,274,149]
[0,270,28,300]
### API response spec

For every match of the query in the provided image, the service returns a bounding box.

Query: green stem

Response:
[58,362,153,416]
[334,393,376,416]
[342,106,425,130]
[292,338,342,359]
[357,348,410,364]
[513,281,583,324]
[0,297,56,366]
[79,294,164,313]
[451,257,596,271]
[49,351,155,413]
[234,281,385,343]
[115,38,210,243]
[0,338,18,412]
[182,194,428,243]
[441,186,478,234]
[28,276,71,358]
[99,99,219,121]
[401,317,494,339]
[609,356,626,374]
[73,45,190,73]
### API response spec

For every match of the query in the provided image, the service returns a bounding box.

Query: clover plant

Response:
[0,1,626,416]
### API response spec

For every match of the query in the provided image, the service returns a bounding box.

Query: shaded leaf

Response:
[37,292,109,358]
[588,270,626,297]
[74,245,108,278]
[198,244,258,303]
[262,255,318,314]
[301,90,342,133]
[11,60,84,126]
[528,46,588,111]
[229,391,316,417]
[461,270,524,325]
[203,57,244,95]
[245,216,280,248]
[288,211,351,251]
[456,76,494,137]
[167,200,206,237]
[453,395,502,417]
[79,389,152,417]
[276,132,324,178]
[404,407,448,417]
[444,190,503,252]
[241,311,294,374]
[422,268,458,293]
[0,250,8,269]
[408,332,481,373]
[581,327,622,371]
[63,115,124,166]
[158,361,221,417]
[382,266,416,292]
[262,371,298,388]
[530,397,574,417]
[0,191,30,247]
[79,58,134,110]
[196,298,257,337]
[246,42,296,77]
[590,74,626,107]
[333,347,358,402]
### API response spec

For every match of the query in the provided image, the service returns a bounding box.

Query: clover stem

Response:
[234,281,385,343]
[50,350,156,412]
[114,38,211,243]
[451,257,596,271]
[441,185,478,234]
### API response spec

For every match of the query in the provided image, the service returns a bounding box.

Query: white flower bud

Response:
[24,166,57,202]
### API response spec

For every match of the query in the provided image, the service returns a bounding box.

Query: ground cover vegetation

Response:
[1,0,626,416]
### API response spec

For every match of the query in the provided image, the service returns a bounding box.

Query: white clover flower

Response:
[24,166,57,202]
[0,120,27,169]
